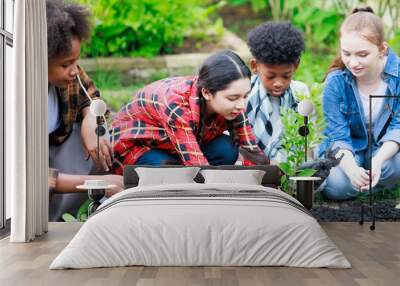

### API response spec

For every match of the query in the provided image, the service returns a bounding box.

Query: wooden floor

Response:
[0,222,399,286]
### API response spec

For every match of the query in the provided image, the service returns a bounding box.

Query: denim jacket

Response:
[319,48,400,156]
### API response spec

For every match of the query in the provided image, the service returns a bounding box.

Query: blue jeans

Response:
[136,134,239,165]
[322,149,400,200]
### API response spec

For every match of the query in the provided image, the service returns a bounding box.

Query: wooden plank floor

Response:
[0,222,399,286]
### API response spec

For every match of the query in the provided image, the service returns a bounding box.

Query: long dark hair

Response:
[196,50,251,145]
[325,6,384,79]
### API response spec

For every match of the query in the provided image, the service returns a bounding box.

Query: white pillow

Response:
[136,167,200,186]
[200,169,266,185]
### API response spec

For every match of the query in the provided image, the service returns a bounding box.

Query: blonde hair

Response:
[326,7,385,77]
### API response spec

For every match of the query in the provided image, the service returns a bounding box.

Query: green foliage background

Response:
[76,0,224,57]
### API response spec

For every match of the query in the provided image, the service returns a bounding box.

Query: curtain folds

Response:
[8,0,48,242]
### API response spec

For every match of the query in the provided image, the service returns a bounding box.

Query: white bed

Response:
[50,182,351,269]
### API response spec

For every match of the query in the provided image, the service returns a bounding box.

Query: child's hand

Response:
[239,147,270,165]
[361,158,382,191]
[347,166,369,190]
[81,114,112,171]
[269,160,279,166]
[103,175,124,197]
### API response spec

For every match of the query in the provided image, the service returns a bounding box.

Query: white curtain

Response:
[8,0,48,242]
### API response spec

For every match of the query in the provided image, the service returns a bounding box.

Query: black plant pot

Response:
[296,180,314,210]
[290,177,321,210]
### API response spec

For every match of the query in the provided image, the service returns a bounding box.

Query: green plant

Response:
[296,52,336,86]
[62,199,91,222]
[185,2,226,42]
[389,31,400,55]
[278,108,315,194]
[226,0,266,12]
[289,1,344,52]
[77,0,224,57]
[226,0,249,6]
[278,85,325,193]
[227,0,343,52]
[307,83,325,137]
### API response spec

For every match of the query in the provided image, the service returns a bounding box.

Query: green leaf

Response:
[297,168,317,177]
[76,199,91,220]
[293,7,316,23]
[227,0,248,6]
[250,0,267,12]
[78,213,88,222]
[62,213,78,222]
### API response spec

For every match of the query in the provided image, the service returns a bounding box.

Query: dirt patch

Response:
[311,200,400,222]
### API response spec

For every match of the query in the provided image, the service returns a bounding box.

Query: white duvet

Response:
[50,183,351,269]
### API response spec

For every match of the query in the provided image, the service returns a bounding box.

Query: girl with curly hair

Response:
[46,0,122,220]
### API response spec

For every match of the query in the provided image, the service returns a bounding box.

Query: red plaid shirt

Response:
[111,76,263,174]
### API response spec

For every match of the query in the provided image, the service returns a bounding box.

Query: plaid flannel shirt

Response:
[48,66,100,192]
[111,76,264,175]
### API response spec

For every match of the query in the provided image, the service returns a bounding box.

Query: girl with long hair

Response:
[320,7,400,200]
[111,50,269,174]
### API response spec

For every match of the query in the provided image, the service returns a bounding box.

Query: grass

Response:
[89,70,145,112]
[89,69,170,112]
[358,186,400,202]
[89,70,123,90]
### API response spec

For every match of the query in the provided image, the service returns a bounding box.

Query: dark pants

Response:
[48,123,94,221]
[136,134,239,165]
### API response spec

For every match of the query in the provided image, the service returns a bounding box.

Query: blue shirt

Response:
[319,48,400,156]
[48,85,61,134]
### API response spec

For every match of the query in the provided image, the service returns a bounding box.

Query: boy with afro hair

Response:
[246,22,309,163]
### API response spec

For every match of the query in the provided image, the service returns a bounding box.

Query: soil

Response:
[311,200,400,222]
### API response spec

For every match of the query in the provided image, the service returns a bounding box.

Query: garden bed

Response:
[311,200,400,222]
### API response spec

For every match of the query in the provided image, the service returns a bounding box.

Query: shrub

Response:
[77,0,224,57]
[279,84,325,193]
[389,31,400,55]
